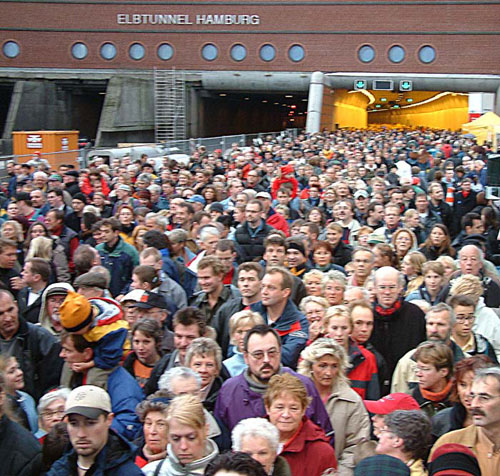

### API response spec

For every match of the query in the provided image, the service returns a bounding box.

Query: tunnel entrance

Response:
[198,90,308,137]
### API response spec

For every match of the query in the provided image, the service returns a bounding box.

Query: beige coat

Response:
[325,380,371,476]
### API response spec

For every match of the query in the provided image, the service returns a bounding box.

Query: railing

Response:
[0,128,300,176]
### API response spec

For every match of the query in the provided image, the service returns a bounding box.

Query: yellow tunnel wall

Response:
[320,88,368,130]
[368,94,469,130]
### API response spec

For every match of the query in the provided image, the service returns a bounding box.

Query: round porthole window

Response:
[288,44,305,62]
[3,41,20,58]
[418,45,436,64]
[259,44,276,62]
[201,43,218,61]
[230,44,247,62]
[358,45,375,63]
[100,42,117,60]
[388,45,405,63]
[157,43,174,61]
[71,42,88,60]
[129,43,145,60]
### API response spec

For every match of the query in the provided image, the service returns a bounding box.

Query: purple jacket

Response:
[214,367,333,436]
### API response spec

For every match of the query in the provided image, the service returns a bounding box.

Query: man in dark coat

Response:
[234,199,274,263]
[0,289,62,400]
[369,267,427,383]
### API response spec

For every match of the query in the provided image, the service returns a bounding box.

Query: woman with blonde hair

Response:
[449,274,500,361]
[436,255,457,280]
[142,394,219,476]
[298,339,370,476]
[303,269,324,297]
[401,251,427,296]
[223,310,264,377]
[0,220,25,266]
[25,235,70,283]
[131,225,149,253]
[264,373,337,476]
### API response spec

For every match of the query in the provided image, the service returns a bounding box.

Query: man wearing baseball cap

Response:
[47,385,142,475]
[364,392,420,439]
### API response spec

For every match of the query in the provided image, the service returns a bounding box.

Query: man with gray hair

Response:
[430,366,500,475]
[391,303,465,393]
[370,266,427,381]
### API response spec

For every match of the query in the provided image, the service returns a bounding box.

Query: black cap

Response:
[134,291,168,310]
[72,192,88,204]
[16,192,31,203]
[64,170,80,178]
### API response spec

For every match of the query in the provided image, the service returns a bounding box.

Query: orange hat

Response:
[59,291,94,332]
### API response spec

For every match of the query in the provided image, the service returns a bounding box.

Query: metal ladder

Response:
[154,69,187,143]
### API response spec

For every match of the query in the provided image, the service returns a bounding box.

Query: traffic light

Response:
[399,80,413,91]
[354,79,367,90]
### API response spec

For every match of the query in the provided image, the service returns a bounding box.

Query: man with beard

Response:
[391,303,464,394]
[214,325,332,435]
[38,283,75,336]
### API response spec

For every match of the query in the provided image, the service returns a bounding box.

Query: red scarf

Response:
[375,299,402,316]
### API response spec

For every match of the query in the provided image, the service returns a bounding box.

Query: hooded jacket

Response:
[142,439,219,476]
[47,429,143,476]
[38,282,75,336]
[280,416,337,476]
[250,299,309,369]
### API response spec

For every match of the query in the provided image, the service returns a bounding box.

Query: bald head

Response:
[374,266,403,308]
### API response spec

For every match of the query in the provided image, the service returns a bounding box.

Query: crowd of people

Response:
[0,127,499,475]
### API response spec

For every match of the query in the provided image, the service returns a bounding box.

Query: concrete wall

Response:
[96,76,154,146]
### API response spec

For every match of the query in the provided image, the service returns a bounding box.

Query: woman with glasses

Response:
[36,387,70,442]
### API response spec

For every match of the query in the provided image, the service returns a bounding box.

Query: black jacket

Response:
[17,286,46,324]
[429,200,453,234]
[0,414,42,476]
[332,241,353,267]
[47,430,143,476]
[234,221,275,264]
[369,300,427,379]
[0,318,62,400]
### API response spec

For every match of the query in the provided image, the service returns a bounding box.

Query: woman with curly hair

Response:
[419,224,455,261]
[298,339,370,476]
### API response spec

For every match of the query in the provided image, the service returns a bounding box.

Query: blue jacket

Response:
[47,430,143,475]
[250,300,309,369]
[97,237,139,297]
[107,366,144,441]
[214,368,333,437]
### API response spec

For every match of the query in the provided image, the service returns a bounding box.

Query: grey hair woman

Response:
[232,417,291,476]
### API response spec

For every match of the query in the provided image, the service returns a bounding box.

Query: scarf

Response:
[420,380,453,402]
[289,263,307,277]
[142,446,167,463]
[243,366,283,395]
[375,299,402,317]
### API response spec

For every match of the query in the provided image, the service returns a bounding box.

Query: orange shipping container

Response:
[12,130,79,170]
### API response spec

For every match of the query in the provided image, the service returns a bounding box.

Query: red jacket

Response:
[281,417,337,476]
[266,208,290,236]
[347,339,380,400]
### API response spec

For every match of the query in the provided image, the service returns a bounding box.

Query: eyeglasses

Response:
[42,409,65,419]
[469,393,500,404]
[455,314,475,323]
[248,348,279,360]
